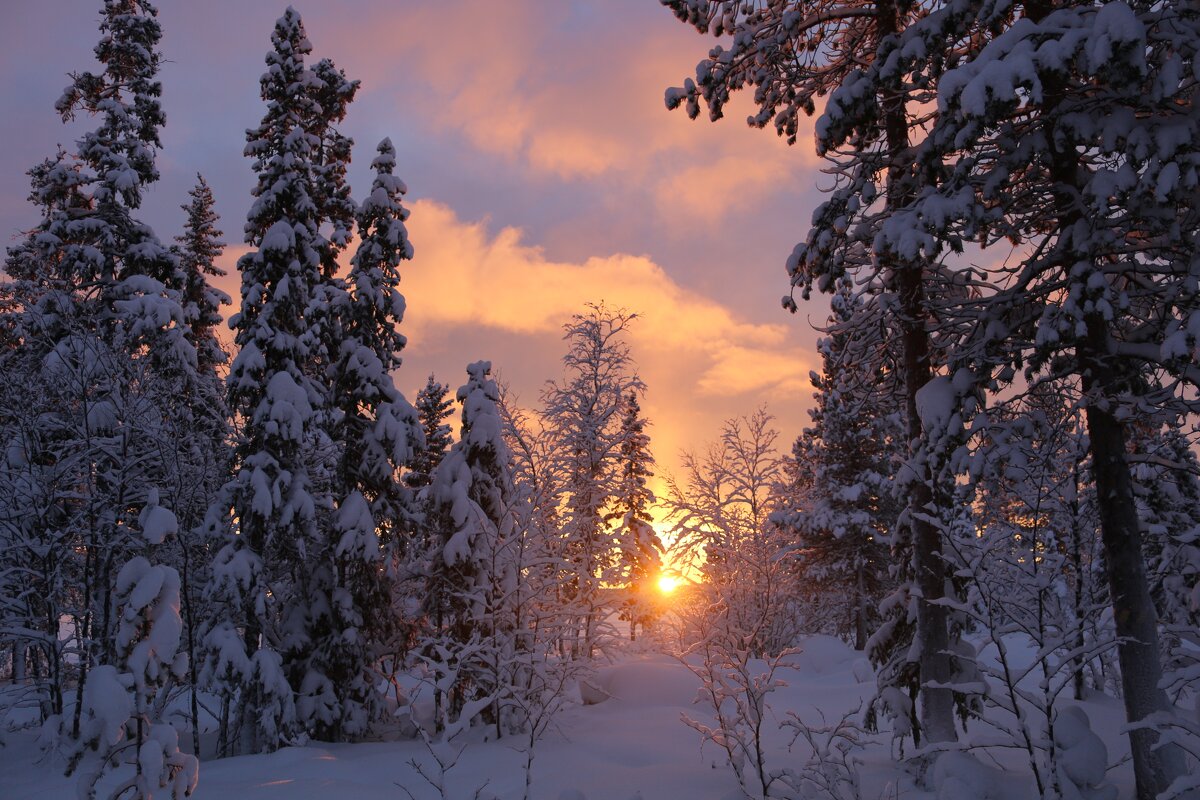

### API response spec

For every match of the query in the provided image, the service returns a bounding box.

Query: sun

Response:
[657,574,681,594]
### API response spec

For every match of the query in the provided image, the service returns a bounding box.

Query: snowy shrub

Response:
[779,704,871,800]
[665,409,799,659]
[931,751,1004,800]
[1133,710,1200,800]
[678,607,798,799]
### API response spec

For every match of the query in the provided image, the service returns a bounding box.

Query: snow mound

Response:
[790,635,863,676]
[851,657,874,683]
[934,751,1005,800]
[579,679,612,705]
[1054,706,1117,800]
[593,656,702,708]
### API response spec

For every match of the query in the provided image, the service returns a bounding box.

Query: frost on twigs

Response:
[776,704,872,800]
[678,616,799,799]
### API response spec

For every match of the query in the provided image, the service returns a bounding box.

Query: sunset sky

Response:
[0,0,830,499]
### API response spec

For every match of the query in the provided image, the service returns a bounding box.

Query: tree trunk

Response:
[12,641,26,683]
[878,0,957,746]
[1068,453,1087,702]
[179,545,201,757]
[854,561,868,652]
[1081,322,1185,799]
[1014,0,1185,781]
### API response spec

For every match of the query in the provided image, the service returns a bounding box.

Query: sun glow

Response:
[657,575,681,594]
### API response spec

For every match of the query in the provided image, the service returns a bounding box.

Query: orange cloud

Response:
[400,199,811,394]
[390,197,816,479]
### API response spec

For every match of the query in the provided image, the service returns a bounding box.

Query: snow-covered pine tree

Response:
[205,7,337,754]
[606,392,662,642]
[408,375,455,491]
[899,0,1200,791]
[308,138,422,742]
[174,175,230,378]
[405,375,457,637]
[541,304,645,659]
[424,361,518,734]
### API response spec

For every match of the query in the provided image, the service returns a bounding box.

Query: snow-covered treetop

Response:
[243,8,321,247]
[55,0,166,210]
[176,174,230,372]
[407,374,455,490]
[458,361,508,465]
[429,361,514,567]
[347,137,414,373]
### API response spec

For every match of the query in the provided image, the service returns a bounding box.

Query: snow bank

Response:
[789,634,864,677]
[592,654,701,708]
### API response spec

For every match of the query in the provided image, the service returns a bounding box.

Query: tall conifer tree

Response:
[206,8,339,754]
[308,139,422,741]
[607,392,661,641]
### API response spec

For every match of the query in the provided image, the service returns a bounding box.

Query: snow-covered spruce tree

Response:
[174,174,231,378]
[204,8,346,754]
[606,392,662,642]
[0,0,203,748]
[540,303,645,659]
[404,376,456,630]
[408,375,455,491]
[166,173,232,753]
[308,138,422,742]
[68,499,198,800]
[278,47,370,746]
[423,362,518,735]
[663,0,1003,747]
[778,284,901,651]
[899,0,1200,791]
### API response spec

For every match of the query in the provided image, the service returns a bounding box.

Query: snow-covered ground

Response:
[1,634,1141,800]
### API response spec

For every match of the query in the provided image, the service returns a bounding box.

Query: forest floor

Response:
[0,634,1141,800]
